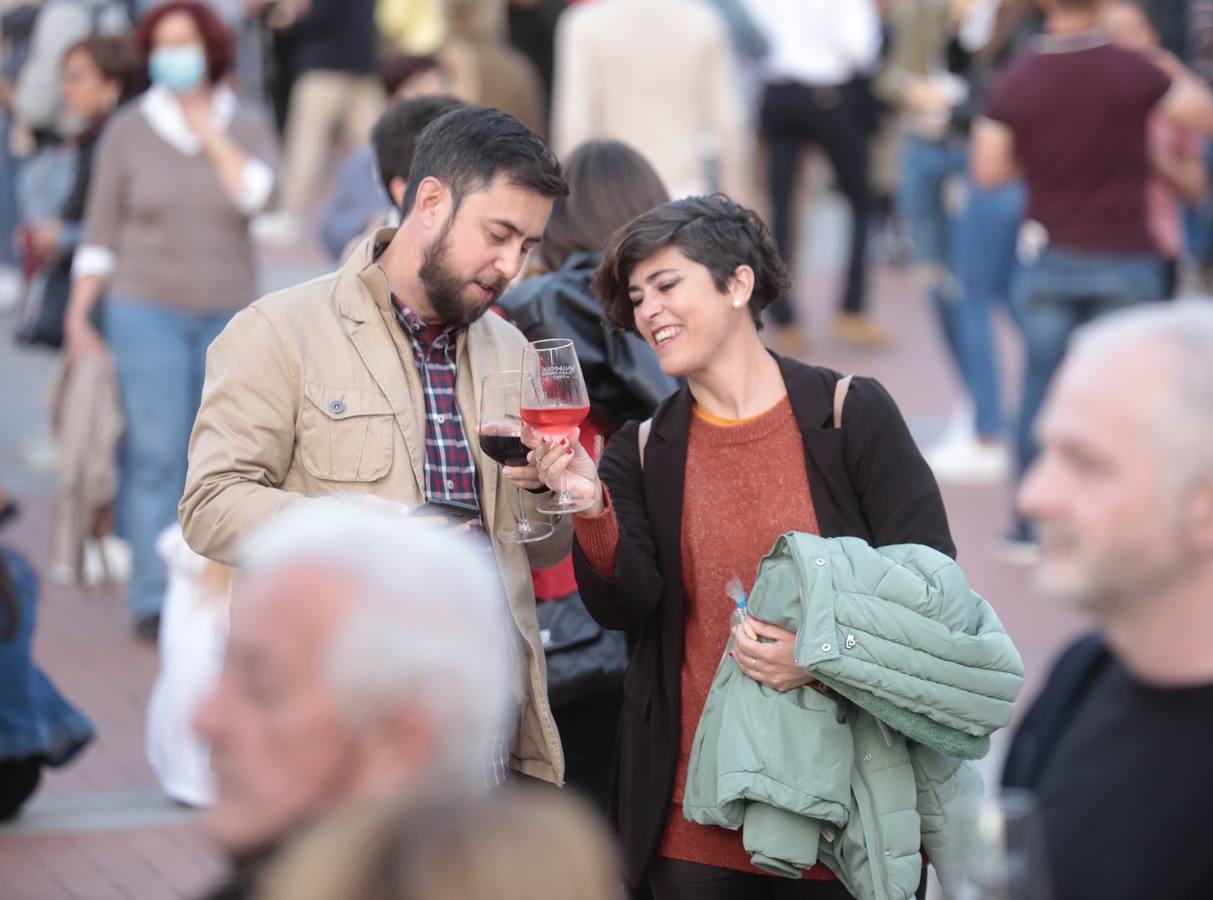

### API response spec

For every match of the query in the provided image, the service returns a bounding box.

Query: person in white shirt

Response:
[744,0,888,349]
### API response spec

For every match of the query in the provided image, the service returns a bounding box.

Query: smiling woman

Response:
[527,194,955,898]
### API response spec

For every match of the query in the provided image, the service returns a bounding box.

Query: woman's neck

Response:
[175,85,211,107]
[687,331,786,420]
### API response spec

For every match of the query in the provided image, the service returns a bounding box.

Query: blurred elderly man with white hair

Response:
[1003,301,1213,900]
[191,502,514,900]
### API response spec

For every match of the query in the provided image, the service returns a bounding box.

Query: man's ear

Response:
[389,177,408,209]
[350,704,440,799]
[409,176,449,228]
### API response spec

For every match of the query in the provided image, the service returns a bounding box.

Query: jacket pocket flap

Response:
[303,381,394,419]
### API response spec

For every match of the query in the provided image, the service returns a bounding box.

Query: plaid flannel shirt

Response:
[391,295,480,513]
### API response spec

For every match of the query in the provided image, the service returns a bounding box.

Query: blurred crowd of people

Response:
[3,1,1213,899]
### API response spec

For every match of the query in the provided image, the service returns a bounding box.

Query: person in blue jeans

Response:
[63,1,278,638]
[972,0,1213,550]
[0,546,94,820]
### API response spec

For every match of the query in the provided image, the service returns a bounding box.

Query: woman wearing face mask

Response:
[529,195,954,898]
[63,0,277,640]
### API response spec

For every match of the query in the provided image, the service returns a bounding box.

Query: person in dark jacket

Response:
[1002,301,1213,900]
[498,139,675,817]
[0,547,94,821]
[258,0,383,239]
[525,194,952,898]
[19,34,140,347]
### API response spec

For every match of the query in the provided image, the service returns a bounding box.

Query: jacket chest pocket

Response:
[299,381,395,483]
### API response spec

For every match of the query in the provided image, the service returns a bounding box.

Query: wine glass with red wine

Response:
[521,339,594,515]
[478,371,555,544]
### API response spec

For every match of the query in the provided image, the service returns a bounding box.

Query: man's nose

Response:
[495,246,525,281]
[191,682,224,741]
[1017,454,1054,522]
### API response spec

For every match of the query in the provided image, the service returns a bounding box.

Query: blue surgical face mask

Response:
[148,45,207,94]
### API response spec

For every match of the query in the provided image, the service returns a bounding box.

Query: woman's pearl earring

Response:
[732,299,744,310]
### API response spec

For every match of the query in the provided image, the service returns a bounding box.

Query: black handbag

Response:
[537,592,628,709]
[14,263,71,349]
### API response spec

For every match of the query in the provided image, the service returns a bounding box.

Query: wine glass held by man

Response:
[531,193,954,897]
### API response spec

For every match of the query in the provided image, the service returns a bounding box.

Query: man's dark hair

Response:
[372,95,465,200]
[400,106,568,217]
[594,194,790,333]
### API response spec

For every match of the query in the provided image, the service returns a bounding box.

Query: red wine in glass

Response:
[478,431,530,467]
[478,372,555,544]
[519,404,590,441]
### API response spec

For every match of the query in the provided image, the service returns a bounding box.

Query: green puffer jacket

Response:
[683,533,1024,900]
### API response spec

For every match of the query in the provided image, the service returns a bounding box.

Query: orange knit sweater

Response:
[575,397,833,878]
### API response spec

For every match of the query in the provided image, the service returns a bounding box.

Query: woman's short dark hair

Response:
[594,194,790,333]
[537,140,669,273]
[64,35,144,98]
[135,0,234,87]
[401,105,568,217]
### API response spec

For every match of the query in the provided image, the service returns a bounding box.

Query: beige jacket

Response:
[50,350,124,580]
[180,229,573,784]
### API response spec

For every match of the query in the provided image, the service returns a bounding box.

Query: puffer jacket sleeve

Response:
[790,534,1025,741]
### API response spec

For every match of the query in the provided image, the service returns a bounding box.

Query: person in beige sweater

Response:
[64,0,277,639]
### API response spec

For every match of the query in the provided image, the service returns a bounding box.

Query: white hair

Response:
[1070,300,1213,488]
[238,500,515,787]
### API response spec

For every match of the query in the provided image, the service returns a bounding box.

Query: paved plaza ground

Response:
[0,205,1087,899]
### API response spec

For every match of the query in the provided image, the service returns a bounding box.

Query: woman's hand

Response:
[731,617,821,694]
[29,221,62,259]
[525,428,605,515]
[179,94,216,143]
[64,312,104,363]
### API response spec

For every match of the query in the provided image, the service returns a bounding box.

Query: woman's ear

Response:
[729,265,756,310]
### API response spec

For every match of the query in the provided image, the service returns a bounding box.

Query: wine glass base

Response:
[498,522,556,544]
[537,496,596,515]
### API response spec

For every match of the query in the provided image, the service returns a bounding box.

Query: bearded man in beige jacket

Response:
[180,106,574,785]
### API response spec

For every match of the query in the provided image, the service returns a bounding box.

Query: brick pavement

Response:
[0,205,1086,899]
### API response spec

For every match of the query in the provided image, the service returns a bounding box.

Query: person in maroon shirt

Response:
[970,0,1213,550]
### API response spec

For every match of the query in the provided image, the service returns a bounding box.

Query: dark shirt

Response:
[984,32,1171,254]
[1036,657,1213,900]
[288,0,378,75]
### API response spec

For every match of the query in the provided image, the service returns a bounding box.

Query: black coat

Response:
[572,356,956,888]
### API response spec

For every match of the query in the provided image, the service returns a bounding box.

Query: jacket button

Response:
[815,558,826,567]
[328,399,345,415]
[864,753,872,762]
[884,850,891,858]
[821,643,831,652]
[437,414,446,424]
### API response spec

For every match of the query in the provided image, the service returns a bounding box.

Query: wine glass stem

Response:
[515,484,534,534]
[558,471,572,507]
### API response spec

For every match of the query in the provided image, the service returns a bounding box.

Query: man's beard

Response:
[418,220,506,328]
